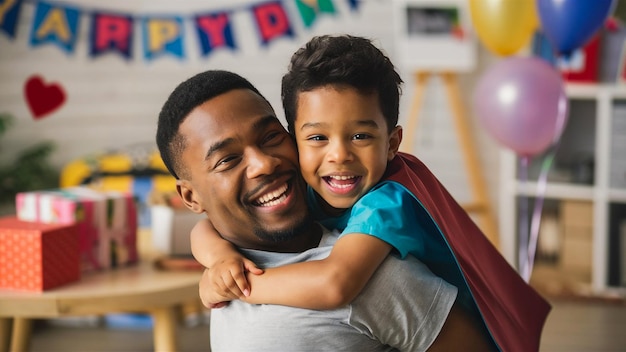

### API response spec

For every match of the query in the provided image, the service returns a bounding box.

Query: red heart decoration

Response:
[24,75,67,119]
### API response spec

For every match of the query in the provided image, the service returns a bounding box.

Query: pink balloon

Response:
[473,57,568,157]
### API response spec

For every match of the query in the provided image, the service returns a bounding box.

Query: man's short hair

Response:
[156,70,265,179]
[281,34,403,135]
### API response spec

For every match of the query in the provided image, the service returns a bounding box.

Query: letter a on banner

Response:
[0,0,23,39]
[30,1,80,54]
[251,1,294,46]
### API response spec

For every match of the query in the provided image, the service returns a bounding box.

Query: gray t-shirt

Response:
[210,228,457,352]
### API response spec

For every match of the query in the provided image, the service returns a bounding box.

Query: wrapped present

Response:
[0,216,80,291]
[59,145,176,227]
[532,30,600,83]
[559,34,600,83]
[15,187,138,271]
[151,205,204,256]
[64,187,139,270]
[98,189,138,269]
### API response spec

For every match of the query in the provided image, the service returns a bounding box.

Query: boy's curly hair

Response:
[281,34,403,134]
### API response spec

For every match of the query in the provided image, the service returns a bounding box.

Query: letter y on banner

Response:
[195,11,237,57]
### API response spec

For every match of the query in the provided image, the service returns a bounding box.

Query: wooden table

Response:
[0,262,202,352]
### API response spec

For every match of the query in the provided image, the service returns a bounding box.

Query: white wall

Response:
[0,0,500,211]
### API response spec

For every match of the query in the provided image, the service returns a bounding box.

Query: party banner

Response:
[142,16,185,61]
[194,11,237,57]
[89,12,133,60]
[4,0,366,62]
[295,0,335,28]
[0,0,23,38]
[29,1,80,53]
[251,1,294,45]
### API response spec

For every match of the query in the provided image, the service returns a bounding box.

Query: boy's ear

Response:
[176,180,204,214]
[387,125,402,160]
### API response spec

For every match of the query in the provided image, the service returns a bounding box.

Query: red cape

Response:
[385,152,551,352]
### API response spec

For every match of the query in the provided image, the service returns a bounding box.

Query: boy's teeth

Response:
[328,181,352,189]
[326,175,358,189]
[256,184,288,205]
[329,175,356,180]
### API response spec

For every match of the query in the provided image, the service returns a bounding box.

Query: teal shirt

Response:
[307,181,429,258]
[307,180,477,319]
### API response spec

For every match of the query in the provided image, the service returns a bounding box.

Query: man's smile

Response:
[253,183,289,207]
[246,170,300,213]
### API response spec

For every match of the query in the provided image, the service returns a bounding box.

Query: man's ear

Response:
[387,125,403,161]
[176,180,204,214]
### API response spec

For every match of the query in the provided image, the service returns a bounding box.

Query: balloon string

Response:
[518,156,530,279]
[523,148,557,282]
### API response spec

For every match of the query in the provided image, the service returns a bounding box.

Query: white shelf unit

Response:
[499,83,626,294]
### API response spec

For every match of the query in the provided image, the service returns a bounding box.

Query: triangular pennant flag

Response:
[29,1,80,54]
[195,11,237,57]
[0,0,23,39]
[347,0,359,12]
[251,1,294,45]
[89,12,133,60]
[295,0,335,28]
[142,16,185,61]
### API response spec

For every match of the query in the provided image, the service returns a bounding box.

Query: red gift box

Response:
[532,31,600,83]
[15,187,138,271]
[0,216,80,291]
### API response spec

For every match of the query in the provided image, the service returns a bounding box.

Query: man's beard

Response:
[252,211,314,243]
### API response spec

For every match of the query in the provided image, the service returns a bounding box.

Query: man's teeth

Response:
[256,184,288,207]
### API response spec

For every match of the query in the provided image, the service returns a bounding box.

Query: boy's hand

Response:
[199,257,264,308]
[200,269,225,309]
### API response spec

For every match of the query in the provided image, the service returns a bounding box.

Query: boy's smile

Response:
[294,85,401,210]
[323,174,362,195]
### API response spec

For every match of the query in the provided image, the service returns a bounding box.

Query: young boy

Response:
[192,35,550,352]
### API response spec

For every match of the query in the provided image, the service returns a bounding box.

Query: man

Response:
[156,70,494,351]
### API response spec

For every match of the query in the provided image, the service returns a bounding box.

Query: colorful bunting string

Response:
[0,0,23,38]
[29,1,80,54]
[0,0,362,62]
[295,0,336,28]
[194,11,237,57]
[347,0,359,12]
[89,12,134,60]
[141,16,185,61]
[252,1,295,45]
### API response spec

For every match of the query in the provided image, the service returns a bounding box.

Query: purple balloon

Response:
[473,57,568,157]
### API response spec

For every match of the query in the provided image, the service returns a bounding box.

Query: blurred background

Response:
[2,0,626,350]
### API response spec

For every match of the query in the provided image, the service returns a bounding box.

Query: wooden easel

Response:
[401,71,500,249]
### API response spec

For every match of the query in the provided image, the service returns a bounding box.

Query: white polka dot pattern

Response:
[0,217,80,291]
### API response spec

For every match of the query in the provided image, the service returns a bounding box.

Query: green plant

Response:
[0,113,59,206]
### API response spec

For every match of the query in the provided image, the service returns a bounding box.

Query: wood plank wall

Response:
[0,0,500,210]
